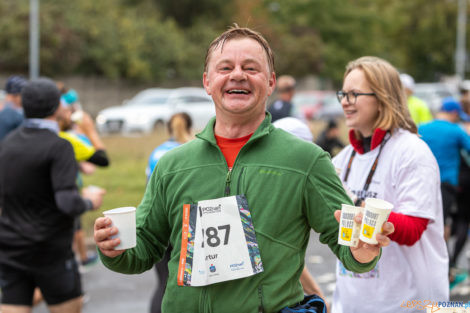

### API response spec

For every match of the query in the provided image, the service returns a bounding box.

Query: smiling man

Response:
[94,26,393,313]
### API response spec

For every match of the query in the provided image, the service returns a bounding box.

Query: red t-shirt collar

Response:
[215,133,253,169]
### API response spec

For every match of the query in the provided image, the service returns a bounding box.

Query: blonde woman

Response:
[332,57,448,313]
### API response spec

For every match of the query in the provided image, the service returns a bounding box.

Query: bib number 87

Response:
[201,224,230,248]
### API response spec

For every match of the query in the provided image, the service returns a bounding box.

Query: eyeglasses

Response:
[336,90,376,105]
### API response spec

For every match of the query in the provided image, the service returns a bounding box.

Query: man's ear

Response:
[267,72,276,97]
[203,72,212,96]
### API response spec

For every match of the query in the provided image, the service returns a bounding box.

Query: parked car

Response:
[291,91,323,121]
[316,91,344,120]
[96,87,215,134]
[292,90,343,121]
[413,83,459,113]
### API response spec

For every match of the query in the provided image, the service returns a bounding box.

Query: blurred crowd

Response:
[0,77,109,312]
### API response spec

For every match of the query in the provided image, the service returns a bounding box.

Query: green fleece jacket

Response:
[100,113,380,313]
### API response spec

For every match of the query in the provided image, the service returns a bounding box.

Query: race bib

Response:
[177,195,263,286]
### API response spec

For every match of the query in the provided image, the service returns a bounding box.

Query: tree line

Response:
[0,0,464,86]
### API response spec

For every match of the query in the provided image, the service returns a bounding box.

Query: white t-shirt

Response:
[332,129,448,313]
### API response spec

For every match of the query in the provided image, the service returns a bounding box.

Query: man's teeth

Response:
[227,89,249,94]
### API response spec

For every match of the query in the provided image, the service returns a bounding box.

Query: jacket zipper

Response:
[258,285,264,312]
[224,169,232,196]
[200,287,208,313]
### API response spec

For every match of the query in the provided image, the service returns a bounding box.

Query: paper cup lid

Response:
[365,198,393,210]
[103,207,136,215]
[341,203,357,210]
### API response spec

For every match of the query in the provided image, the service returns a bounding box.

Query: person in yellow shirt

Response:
[400,73,433,126]
[59,131,95,162]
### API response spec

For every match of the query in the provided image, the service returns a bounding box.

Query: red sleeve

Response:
[387,212,429,246]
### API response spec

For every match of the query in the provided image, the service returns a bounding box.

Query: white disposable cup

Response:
[103,207,136,250]
[85,185,102,192]
[338,204,364,247]
[359,198,393,244]
[71,110,84,123]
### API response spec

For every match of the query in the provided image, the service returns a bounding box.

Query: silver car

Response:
[96,87,215,134]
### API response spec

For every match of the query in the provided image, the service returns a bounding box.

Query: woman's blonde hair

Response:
[344,56,417,134]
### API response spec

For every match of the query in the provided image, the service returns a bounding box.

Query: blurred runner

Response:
[419,98,470,241]
[449,83,470,283]
[0,76,27,141]
[400,73,433,125]
[268,75,296,122]
[0,78,105,313]
[419,97,470,289]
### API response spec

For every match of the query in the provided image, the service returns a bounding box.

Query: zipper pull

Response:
[224,170,232,196]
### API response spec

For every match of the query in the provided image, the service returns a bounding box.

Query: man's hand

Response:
[82,186,106,210]
[334,210,394,263]
[94,217,126,258]
[79,161,97,175]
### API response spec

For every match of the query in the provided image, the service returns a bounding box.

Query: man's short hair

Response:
[5,76,27,95]
[204,25,275,73]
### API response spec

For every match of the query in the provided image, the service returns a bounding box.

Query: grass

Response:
[81,131,168,237]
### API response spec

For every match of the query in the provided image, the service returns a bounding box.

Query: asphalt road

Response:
[32,232,470,313]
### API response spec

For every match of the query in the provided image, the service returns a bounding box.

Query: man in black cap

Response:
[0,78,105,313]
[0,75,27,140]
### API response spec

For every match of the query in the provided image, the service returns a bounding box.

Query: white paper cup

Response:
[71,110,84,123]
[359,198,393,244]
[338,204,364,247]
[103,207,136,250]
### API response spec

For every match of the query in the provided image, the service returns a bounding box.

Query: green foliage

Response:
[378,0,458,81]
[0,0,466,83]
[153,0,234,28]
[264,0,461,83]
[0,1,30,73]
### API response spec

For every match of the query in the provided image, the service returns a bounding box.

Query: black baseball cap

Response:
[22,78,61,118]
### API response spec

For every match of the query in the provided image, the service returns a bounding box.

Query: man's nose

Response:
[229,66,247,80]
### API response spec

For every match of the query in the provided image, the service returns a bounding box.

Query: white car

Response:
[96,87,215,134]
